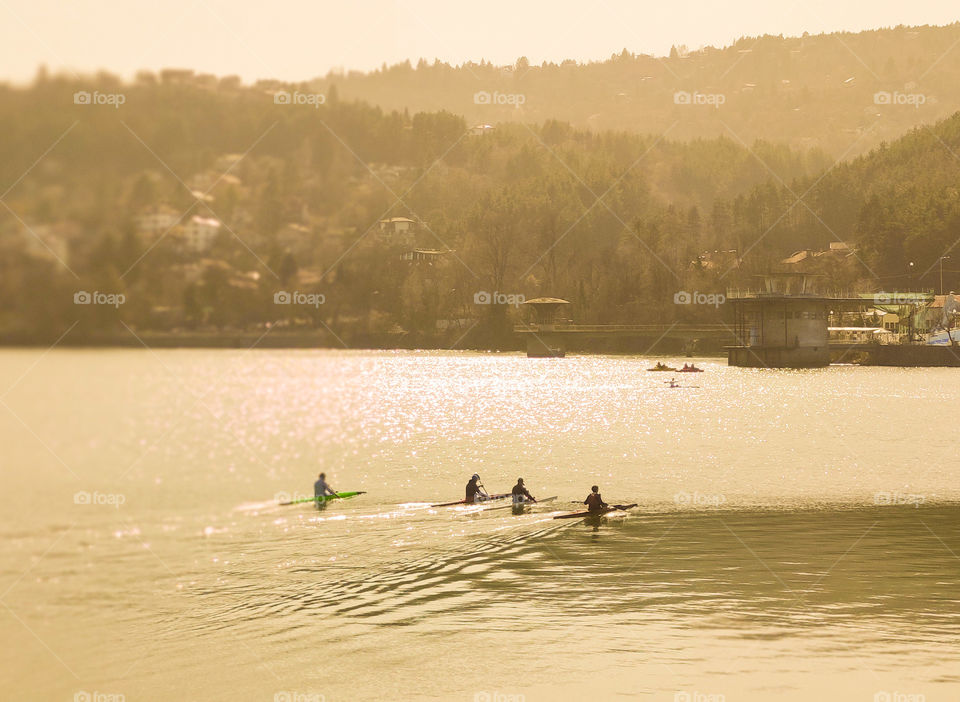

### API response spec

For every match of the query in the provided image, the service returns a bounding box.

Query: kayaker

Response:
[466,473,489,503]
[511,478,537,503]
[315,472,337,500]
[584,485,608,512]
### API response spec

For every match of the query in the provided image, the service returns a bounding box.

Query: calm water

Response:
[0,349,958,701]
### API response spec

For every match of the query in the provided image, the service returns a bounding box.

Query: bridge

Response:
[514,322,735,356]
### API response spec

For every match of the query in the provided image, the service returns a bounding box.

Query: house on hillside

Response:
[137,205,180,238]
[400,248,452,265]
[780,242,857,273]
[694,249,741,272]
[378,217,417,248]
[182,215,222,253]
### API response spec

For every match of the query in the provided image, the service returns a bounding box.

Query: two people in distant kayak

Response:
[465,474,540,504]
[584,485,608,512]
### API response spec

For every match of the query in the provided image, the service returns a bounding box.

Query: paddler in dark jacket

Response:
[315,472,337,499]
[465,473,489,503]
[584,485,608,512]
[511,478,537,503]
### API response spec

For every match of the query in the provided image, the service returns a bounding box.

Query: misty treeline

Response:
[319,23,960,156]
[0,72,958,344]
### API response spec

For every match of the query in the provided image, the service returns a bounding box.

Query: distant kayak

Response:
[431,493,511,508]
[677,366,704,372]
[647,363,677,371]
[553,503,638,520]
[279,491,365,506]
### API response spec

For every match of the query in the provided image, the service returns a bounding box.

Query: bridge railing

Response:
[514,323,731,333]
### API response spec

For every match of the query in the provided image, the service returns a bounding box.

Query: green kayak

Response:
[279,491,366,506]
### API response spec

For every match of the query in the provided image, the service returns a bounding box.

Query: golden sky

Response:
[1,0,958,83]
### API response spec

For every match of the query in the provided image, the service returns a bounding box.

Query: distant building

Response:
[780,242,857,273]
[470,124,495,136]
[695,249,741,272]
[137,205,180,238]
[182,215,222,253]
[400,248,451,264]
[377,217,417,248]
[727,274,832,367]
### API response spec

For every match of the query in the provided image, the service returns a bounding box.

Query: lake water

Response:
[0,349,958,701]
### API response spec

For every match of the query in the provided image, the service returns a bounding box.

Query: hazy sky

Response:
[1,0,957,83]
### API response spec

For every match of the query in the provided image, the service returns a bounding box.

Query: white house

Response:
[182,215,222,252]
[137,205,180,237]
[377,217,417,247]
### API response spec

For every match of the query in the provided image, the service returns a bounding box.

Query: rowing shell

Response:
[430,493,511,508]
[553,503,638,520]
[279,491,365,506]
[483,496,558,511]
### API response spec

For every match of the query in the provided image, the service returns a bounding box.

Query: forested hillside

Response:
[1,70,958,346]
[711,112,960,288]
[314,23,960,157]
[0,73,827,343]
